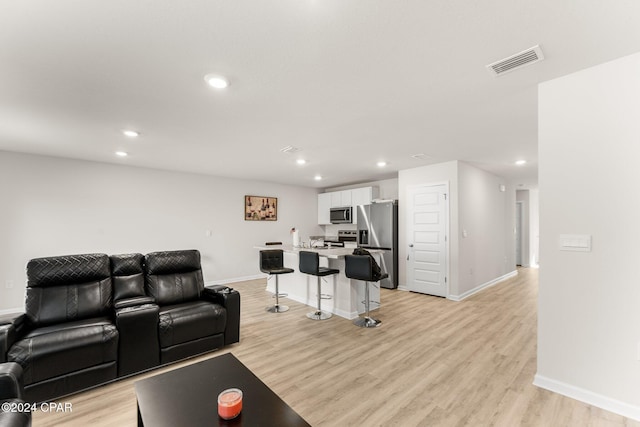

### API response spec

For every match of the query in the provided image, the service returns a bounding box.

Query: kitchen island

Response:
[255,244,381,320]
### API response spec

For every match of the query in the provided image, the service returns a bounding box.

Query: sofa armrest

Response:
[0,313,23,326]
[0,362,24,400]
[115,304,160,377]
[202,285,234,304]
[203,287,240,345]
[114,296,155,310]
[0,315,27,363]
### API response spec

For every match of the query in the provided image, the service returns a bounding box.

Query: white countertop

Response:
[254,244,372,259]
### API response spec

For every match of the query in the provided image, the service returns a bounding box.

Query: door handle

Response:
[408,244,414,248]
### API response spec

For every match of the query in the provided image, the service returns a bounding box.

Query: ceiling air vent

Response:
[279,145,299,154]
[486,45,544,76]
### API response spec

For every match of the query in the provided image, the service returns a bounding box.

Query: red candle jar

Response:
[218,388,243,420]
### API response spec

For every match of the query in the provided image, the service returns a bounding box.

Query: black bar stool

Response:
[344,254,388,328]
[259,249,294,313]
[299,251,339,320]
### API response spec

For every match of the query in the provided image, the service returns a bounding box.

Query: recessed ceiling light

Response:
[377,161,387,167]
[314,175,322,181]
[515,160,527,166]
[204,74,229,89]
[122,130,139,138]
[115,151,128,157]
[296,159,306,165]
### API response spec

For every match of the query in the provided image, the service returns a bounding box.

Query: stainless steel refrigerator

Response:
[356,200,398,289]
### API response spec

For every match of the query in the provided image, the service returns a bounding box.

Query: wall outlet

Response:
[205,229,212,237]
[5,280,14,289]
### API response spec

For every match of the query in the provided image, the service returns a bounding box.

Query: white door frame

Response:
[405,181,450,297]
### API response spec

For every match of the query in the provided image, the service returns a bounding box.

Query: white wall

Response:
[457,162,516,297]
[528,189,539,267]
[515,189,540,268]
[0,151,322,311]
[516,190,531,266]
[537,52,640,419]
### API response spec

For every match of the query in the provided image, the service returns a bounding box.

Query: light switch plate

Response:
[559,234,592,252]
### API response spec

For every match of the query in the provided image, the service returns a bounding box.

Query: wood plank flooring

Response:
[33,268,639,426]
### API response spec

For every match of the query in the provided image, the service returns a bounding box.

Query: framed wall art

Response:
[245,196,277,221]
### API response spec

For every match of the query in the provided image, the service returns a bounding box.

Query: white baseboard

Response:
[0,307,23,316]
[534,374,640,421]
[448,270,518,301]
[206,274,266,286]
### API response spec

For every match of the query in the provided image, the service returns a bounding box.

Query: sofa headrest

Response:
[145,250,201,275]
[110,253,144,276]
[26,254,110,288]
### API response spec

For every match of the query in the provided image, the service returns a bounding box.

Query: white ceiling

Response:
[1,1,639,189]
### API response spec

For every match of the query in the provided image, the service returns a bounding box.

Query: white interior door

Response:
[406,184,448,297]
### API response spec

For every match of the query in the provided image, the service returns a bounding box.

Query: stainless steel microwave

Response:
[330,207,352,224]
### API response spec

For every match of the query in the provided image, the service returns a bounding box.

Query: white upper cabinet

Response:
[329,190,352,207]
[318,193,332,225]
[351,187,379,224]
[318,186,379,225]
[340,190,352,207]
[330,192,342,207]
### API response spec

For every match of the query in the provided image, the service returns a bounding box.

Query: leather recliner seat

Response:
[145,250,227,364]
[6,254,118,402]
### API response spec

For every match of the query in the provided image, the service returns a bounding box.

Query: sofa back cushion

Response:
[25,254,112,327]
[144,250,204,306]
[109,253,145,301]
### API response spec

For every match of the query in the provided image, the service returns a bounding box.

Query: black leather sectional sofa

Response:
[0,250,240,403]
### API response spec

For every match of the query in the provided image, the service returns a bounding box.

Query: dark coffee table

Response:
[135,353,310,426]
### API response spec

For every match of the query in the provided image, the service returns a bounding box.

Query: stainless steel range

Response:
[322,230,357,248]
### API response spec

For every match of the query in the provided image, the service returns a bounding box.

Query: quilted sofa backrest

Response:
[109,253,145,301]
[25,253,112,327]
[144,250,204,306]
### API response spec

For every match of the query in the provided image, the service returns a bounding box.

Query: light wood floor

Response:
[33,268,639,426]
